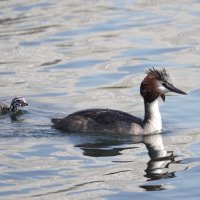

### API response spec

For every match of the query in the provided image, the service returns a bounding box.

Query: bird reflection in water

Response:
[0,110,28,122]
[9,110,28,122]
[143,134,176,180]
[75,132,178,191]
[140,134,177,191]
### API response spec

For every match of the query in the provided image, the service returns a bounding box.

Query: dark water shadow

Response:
[9,110,29,122]
[75,132,190,191]
[0,106,60,138]
[31,131,184,197]
[74,133,141,157]
[73,132,181,180]
[0,109,28,123]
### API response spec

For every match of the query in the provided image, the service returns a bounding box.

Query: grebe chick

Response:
[52,68,186,135]
[0,96,28,114]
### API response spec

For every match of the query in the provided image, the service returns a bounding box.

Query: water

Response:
[0,0,200,199]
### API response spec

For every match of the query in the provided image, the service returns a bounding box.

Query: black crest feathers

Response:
[146,67,170,82]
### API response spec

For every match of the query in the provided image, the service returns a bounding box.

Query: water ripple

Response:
[0,0,200,199]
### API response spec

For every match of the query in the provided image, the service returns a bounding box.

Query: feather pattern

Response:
[51,68,186,135]
[140,67,172,103]
[146,67,171,83]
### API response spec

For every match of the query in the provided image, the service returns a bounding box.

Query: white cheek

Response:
[158,85,169,93]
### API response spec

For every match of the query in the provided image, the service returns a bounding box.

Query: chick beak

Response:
[21,102,28,106]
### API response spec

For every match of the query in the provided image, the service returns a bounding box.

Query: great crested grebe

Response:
[52,68,186,134]
[0,97,28,114]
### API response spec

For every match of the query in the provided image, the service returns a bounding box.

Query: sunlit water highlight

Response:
[0,0,200,199]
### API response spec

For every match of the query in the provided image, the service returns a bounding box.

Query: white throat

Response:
[143,99,162,134]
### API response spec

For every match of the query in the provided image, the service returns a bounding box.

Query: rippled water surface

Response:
[0,0,200,199]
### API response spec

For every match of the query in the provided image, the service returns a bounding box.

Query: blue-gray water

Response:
[0,1,200,199]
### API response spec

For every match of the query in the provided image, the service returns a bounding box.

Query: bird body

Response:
[52,108,143,134]
[52,68,186,135]
[0,103,10,114]
[0,97,28,114]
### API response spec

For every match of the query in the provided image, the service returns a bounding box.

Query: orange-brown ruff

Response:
[52,68,186,134]
[140,68,171,103]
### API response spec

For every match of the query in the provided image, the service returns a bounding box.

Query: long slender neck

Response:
[9,104,17,113]
[142,98,162,134]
